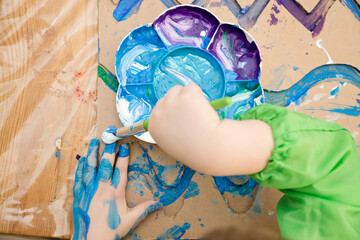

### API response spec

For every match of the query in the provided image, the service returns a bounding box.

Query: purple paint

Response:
[269,13,279,25]
[153,6,220,49]
[276,0,336,37]
[272,4,280,14]
[207,24,261,81]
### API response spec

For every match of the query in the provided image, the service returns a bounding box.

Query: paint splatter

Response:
[268,4,280,26]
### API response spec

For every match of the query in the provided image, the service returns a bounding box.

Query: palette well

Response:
[115,5,264,143]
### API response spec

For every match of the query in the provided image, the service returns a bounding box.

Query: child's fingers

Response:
[97,142,117,183]
[83,139,99,186]
[73,157,86,201]
[112,144,129,192]
[127,201,162,229]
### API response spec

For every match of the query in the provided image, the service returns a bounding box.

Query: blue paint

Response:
[198,218,201,221]
[129,233,141,240]
[153,47,225,101]
[107,199,121,230]
[128,146,195,206]
[73,139,101,240]
[87,139,99,158]
[341,0,360,22]
[213,176,258,196]
[55,151,60,158]
[113,0,144,21]
[103,142,117,155]
[184,181,200,199]
[264,64,360,109]
[306,104,360,116]
[157,222,191,240]
[293,66,299,71]
[330,85,341,96]
[97,159,113,183]
[119,144,129,157]
[149,144,153,151]
[112,168,121,188]
[115,25,167,126]
[200,223,204,227]
[115,233,121,240]
[148,157,185,187]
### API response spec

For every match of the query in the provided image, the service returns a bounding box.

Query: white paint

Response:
[313,93,326,101]
[316,39,334,64]
[48,186,70,237]
[200,30,206,37]
[352,131,359,139]
[324,113,342,122]
[55,138,62,149]
[102,130,120,144]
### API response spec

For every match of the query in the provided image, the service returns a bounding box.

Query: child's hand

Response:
[149,84,221,173]
[149,84,274,176]
[72,139,162,240]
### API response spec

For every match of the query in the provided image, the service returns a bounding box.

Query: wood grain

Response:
[0,0,97,238]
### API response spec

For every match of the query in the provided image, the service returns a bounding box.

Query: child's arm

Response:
[149,84,360,239]
[148,84,274,176]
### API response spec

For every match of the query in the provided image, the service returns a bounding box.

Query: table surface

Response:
[0,0,97,238]
[1,0,360,238]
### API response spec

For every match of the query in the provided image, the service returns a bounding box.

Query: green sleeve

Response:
[239,104,360,240]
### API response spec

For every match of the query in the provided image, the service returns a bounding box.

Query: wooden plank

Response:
[0,0,97,238]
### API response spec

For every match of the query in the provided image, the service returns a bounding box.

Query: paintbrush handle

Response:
[102,96,232,143]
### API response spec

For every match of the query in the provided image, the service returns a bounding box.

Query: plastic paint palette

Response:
[115,5,264,143]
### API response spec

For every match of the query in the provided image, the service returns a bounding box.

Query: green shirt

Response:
[240,104,360,239]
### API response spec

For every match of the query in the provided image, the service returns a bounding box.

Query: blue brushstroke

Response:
[184,181,200,199]
[306,104,360,116]
[342,0,360,22]
[153,47,225,101]
[222,0,270,29]
[264,64,360,108]
[113,0,144,21]
[160,0,209,8]
[128,146,195,206]
[119,144,129,157]
[330,85,341,96]
[115,25,168,126]
[107,199,121,230]
[213,176,258,195]
[55,151,60,158]
[115,233,121,240]
[112,168,121,188]
[157,222,191,240]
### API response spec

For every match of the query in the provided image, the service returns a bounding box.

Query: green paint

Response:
[98,64,119,92]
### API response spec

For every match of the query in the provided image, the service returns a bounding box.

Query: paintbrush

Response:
[102,96,239,144]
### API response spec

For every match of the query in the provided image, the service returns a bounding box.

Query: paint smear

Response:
[107,199,121,229]
[316,39,334,64]
[264,64,360,108]
[157,222,191,239]
[113,0,144,21]
[153,5,219,49]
